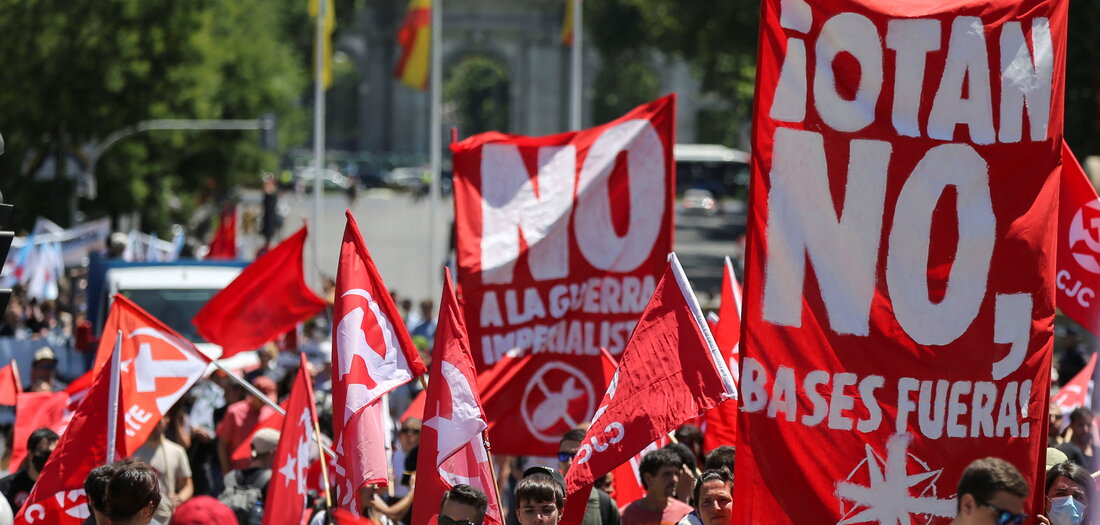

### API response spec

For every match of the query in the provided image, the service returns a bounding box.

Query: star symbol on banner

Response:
[834,433,956,525]
[279,455,298,487]
[423,362,487,462]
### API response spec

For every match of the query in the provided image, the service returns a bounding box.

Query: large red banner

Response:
[450,96,675,453]
[738,1,1066,523]
[1056,141,1100,334]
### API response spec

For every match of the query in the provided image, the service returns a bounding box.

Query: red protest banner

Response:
[1057,141,1100,333]
[451,95,676,372]
[738,1,1067,523]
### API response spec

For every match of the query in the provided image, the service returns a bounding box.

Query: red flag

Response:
[1058,141,1100,333]
[207,204,237,259]
[232,400,288,463]
[1053,352,1097,412]
[193,226,327,358]
[10,392,68,471]
[563,253,735,495]
[15,295,209,525]
[739,1,1066,522]
[263,353,322,525]
[411,269,503,525]
[0,360,21,405]
[451,95,675,377]
[331,210,427,513]
[703,256,742,452]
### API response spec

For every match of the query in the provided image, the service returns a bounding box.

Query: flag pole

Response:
[482,432,505,512]
[311,0,327,286]
[300,352,333,511]
[428,0,443,302]
[10,359,21,394]
[569,0,582,130]
[105,330,122,465]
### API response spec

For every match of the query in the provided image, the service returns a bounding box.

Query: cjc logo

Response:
[1069,200,1100,274]
[520,362,596,443]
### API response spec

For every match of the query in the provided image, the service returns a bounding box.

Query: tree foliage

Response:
[0,0,309,234]
[444,55,511,136]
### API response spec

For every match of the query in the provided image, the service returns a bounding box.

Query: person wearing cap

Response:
[220,427,279,508]
[558,429,620,525]
[216,376,279,473]
[132,416,193,523]
[29,346,66,392]
[516,466,566,525]
[167,496,237,525]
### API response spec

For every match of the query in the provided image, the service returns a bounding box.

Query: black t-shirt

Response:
[0,470,36,511]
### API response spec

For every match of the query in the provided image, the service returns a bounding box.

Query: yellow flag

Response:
[309,0,336,88]
[561,0,574,46]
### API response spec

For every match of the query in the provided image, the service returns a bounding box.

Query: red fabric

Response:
[11,392,68,470]
[1057,141,1100,333]
[331,508,381,525]
[169,496,238,525]
[193,226,327,358]
[207,205,238,259]
[230,400,288,464]
[562,255,735,495]
[738,2,1067,523]
[331,210,427,513]
[14,295,209,525]
[263,354,321,525]
[0,361,22,405]
[703,257,742,453]
[451,95,676,375]
[411,269,503,525]
[217,399,279,471]
[1053,352,1097,412]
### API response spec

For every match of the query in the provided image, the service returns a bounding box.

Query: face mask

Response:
[1049,495,1086,525]
[30,451,50,472]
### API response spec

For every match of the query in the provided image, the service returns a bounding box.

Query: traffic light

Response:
[0,203,13,315]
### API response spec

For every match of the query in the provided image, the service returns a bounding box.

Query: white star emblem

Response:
[279,455,298,487]
[423,361,487,463]
[835,433,956,525]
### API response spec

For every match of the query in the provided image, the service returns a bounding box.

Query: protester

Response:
[167,496,238,525]
[0,427,58,511]
[1037,461,1092,525]
[619,449,693,524]
[216,376,279,473]
[104,460,162,525]
[438,484,490,525]
[243,343,279,384]
[132,416,193,523]
[558,428,620,525]
[391,417,421,505]
[411,299,437,340]
[1056,407,1095,471]
[703,447,734,474]
[681,469,732,525]
[84,463,118,525]
[663,443,698,504]
[1049,404,1066,448]
[219,427,278,523]
[947,457,1029,525]
[515,469,565,525]
[28,347,66,392]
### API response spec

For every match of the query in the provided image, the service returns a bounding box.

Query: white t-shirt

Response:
[132,437,192,523]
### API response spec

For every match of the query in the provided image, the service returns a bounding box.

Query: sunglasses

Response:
[401,428,420,435]
[438,515,477,525]
[557,451,576,463]
[980,502,1027,525]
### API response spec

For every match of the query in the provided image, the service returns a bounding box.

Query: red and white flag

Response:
[412,269,503,525]
[1053,352,1097,413]
[739,0,1067,522]
[232,400,288,464]
[331,210,427,513]
[563,253,735,496]
[0,360,21,405]
[264,353,322,525]
[703,256,742,452]
[1057,141,1100,334]
[15,295,209,525]
[193,226,328,358]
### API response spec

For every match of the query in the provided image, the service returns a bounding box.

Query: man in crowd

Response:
[515,467,565,525]
[84,463,118,524]
[558,428,620,525]
[1057,407,1095,471]
[132,416,193,523]
[219,427,278,522]
[391,417,420,516]
[104,460,162,525]
[619,449,693,525]
[439,484,489,525]
[216,376,279,473]
[947,457,1029,525]
[28,347,66,392]
[0,427,58,511]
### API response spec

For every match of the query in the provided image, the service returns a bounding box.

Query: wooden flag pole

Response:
[482,431,506,512]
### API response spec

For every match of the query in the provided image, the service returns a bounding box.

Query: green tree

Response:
[444,55,511,135]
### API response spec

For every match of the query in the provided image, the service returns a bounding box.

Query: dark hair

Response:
[956,458,1028,512]
[440,484,488,523]
[692,468,733,507]
[664,442,696,469]
[515,475,564,509]
[105,460,162,520]
[1046,461,1095,500]
[28,427,59,451]
[84,463,118,513]
[1069,407,1093,425]
[675,424,702,444]
[705,446,735,472]
[560,428,586,445]
[639,449,682,489]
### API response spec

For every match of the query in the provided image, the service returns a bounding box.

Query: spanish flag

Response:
[561,0,574,46]
[395,0,431,90]
[309,0,336,89]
